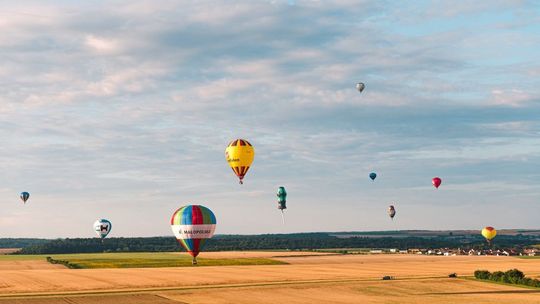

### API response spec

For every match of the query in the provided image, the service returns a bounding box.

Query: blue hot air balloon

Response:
[369,172,377,181]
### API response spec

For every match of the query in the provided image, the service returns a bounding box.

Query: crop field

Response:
[51,253,286,269]
[0,252,538,303]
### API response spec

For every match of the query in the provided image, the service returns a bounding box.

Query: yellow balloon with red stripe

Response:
[481,226,497,241]
[225,139,255,184]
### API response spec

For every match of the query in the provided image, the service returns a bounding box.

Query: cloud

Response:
[490,89,536,107]
[85,35,121,54]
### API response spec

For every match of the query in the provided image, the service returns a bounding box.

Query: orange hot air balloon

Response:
[481,227,497,244]
[432,177,442,189]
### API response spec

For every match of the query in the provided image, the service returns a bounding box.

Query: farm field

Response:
[0,252,538,303]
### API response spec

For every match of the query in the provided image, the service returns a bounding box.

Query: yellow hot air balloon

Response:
[481,226,497,244]
[225,139,254,184]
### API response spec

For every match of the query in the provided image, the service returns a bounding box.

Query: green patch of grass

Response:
[42,252,287,269]
[465,277,540,290]
[515,256,540,259]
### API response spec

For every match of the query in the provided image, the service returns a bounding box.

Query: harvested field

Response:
[0,294,182,303]
[0,253,538,303]
[160,277,540,304]
[0,260,64,270]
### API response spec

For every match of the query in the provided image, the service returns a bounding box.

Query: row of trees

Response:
[16,233,539,254]
[475,269,540,288]
[0,239,49,248]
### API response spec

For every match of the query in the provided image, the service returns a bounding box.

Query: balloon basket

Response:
[192,257,198,265]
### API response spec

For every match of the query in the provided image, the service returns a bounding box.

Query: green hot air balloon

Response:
[277,186,287,224]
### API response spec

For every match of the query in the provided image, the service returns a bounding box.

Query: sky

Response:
[0,0,539,238]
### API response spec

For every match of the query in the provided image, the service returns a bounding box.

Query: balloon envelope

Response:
[481,226,497,241]
[432,177,442,188]
[93,219,112,239]
[171,205,217,258]
[225,139,255,184]
[369,172,377,181]
[20,192,30,203]
[277,186,287,210]
[356,82,365,93]
[388,205,396,219]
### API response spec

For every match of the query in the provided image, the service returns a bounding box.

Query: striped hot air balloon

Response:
[170,205,217,264]
[225,139,254,184]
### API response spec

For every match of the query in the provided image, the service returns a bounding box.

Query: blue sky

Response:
[0,1,539,237]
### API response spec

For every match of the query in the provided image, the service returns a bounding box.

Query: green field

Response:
[0,252,287,268]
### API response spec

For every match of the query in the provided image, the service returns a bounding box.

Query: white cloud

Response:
[85,35,121,54]
[490,89,534,107]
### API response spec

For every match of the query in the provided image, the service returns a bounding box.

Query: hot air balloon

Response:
[20,192,30,204]
[225,139,255,184]
[432,177,442,189]
[481,226,497,244]
[277,186,287,224]
[171,205,217,265]
[93,219,112,241]
[369,172,377,181]
[356,82,365,93]
[388,205,396,220]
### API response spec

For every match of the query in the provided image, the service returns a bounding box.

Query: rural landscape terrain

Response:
[0,251,539,303]
[0,232,539,303]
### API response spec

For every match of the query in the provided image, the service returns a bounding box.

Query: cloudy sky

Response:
[0,1,539,238]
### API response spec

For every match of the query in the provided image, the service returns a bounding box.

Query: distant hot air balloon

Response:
[388,205,396,220]
[369,172,377,181]
[432,177,442,189]
[93,219,112,241]
[20,192,30,204]
[356,82,365,93]
[171,205,217,265]
[225,139,255,184]
[481,226,497,244]
[277,186,287,224]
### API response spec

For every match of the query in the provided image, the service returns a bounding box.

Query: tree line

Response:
[475,269,540,288]
[15,233,539,254]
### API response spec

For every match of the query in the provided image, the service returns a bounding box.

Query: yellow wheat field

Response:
[0,253,538,303]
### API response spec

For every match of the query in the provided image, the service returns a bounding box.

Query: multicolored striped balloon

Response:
[170,205,217,263]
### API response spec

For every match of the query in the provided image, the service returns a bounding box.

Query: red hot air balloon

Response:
[432,177,442,189]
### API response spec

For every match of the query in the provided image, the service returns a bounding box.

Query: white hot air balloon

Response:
[93,219,112,242]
